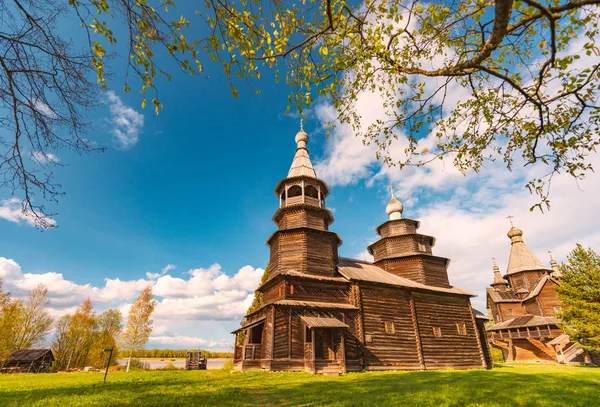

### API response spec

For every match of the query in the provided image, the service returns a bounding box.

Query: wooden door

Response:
[315,330,324,359]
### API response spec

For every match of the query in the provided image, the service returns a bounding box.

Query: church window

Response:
[290,285,295,294]
[305,185,319,198]
[418,242,427,252]
[456,322,467,335]
[506,309,513,316]
[287,185,302,198]
[432,327,442,337]
[384,321,395,334]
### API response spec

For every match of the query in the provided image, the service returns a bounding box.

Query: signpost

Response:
[103,348,114,383]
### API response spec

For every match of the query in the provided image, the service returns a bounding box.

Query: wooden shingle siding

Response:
[360,286,420,368]
[413,293,483,368]
[277,209,328,231]
[377,220,419,237]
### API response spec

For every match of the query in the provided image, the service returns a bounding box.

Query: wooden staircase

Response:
[527,338,556,361]
[315,360,342,376]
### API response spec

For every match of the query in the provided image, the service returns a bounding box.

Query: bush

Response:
[490,347,505,364]
[221,360,234,371]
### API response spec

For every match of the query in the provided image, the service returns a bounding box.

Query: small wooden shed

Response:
[2,349,54,373]
[185,350,207,370]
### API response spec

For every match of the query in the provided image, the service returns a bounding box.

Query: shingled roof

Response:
[487,315,558,330]
[486,287,521,303]
[338,257,475,296]
[506,226,548,275]
[9,349,54,362]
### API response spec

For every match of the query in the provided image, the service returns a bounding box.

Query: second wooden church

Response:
[233,126,490,374]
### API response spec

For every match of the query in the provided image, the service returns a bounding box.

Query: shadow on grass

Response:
[1,367,599,406]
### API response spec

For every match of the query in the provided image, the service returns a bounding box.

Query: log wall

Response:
[360,285,421,368]
[412,292,484,369]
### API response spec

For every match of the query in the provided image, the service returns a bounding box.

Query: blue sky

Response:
[1,3,600,350]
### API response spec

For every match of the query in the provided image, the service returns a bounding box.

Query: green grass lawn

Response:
[0,364,598,407]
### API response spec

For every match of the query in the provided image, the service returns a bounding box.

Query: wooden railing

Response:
[244,344,261,360]
[489,326,554,341]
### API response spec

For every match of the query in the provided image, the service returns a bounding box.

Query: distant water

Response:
[116,359,227,369]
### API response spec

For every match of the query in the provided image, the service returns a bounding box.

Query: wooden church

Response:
[233,127,491,374]
[486,225,596,364]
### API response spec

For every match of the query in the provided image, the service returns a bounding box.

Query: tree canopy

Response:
[556,244,600,353]
[2,0,600,225]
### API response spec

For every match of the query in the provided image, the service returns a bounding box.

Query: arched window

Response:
[287,185,302,198]
[305,185,319,198]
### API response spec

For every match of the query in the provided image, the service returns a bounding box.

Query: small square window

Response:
[384,321,395,334]
[456,322,467,335]
[432,327,442,337]
[365,335,373,343]
[507,309,513,316]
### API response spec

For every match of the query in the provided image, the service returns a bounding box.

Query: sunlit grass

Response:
[0,364,598,406]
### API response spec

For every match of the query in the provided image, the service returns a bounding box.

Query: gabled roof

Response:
[522,275,560,302]
[487,315,558,330]
[506,227,548,275]
[9,349,54,362]
[486,287,521,303]
[338,257,474,296]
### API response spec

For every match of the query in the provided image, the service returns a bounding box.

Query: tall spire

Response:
[287,123,317,178]
[385,186,403,220]
[505,223,546,275]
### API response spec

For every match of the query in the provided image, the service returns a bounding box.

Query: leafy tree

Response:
[121,286,156,372]
[12,284,53,350]
[51,298,98,370]
[4,0,600,224]
[556,244,600,353]
[0,280,22,364]
[87,308,123,368]
[0,283,53,364]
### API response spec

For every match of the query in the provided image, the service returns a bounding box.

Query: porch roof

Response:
[231,316,266,334]
[300,316,349,329]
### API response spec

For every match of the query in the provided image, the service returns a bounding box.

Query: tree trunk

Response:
[126,350,132,373]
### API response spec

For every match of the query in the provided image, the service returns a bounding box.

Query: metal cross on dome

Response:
[506,215,514,226]
[300,117,304,131]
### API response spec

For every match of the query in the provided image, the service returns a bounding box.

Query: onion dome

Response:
[386,186,403,220]
[295,129,308,149]
[507,226,523,241]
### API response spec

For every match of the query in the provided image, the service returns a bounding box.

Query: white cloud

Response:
[0,256,263,328]
[107,91,144,149]
[0,198,56,227]
[32,151,60,164]
[146,263,177,280]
